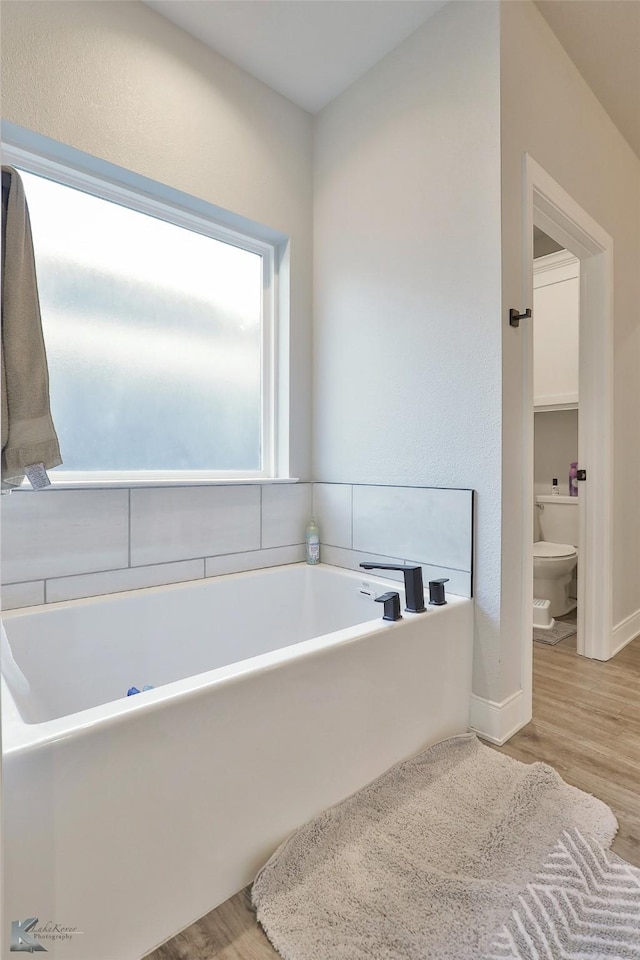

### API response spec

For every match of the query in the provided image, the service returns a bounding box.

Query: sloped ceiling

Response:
[144,0,447,114]
[535,0,640,158]
[145,0,640,156]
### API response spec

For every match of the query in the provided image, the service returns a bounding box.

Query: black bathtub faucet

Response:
[359,563,426,614]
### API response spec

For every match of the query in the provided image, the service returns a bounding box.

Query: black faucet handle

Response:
[428,578,449,605]
[375,591,402,621]
[359,562,425,614]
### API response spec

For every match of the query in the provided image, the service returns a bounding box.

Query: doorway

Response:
[532,238,580,648]
[521,156,614,722]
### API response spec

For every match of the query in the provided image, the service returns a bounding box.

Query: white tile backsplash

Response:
[205,545,304,578]
[1,489,129,583]
[319,547,471,599]
[1,580,45,610]
[1,481,474,605]
[130,486,260,566]
[410,562,472,600]
[319,545,407,582]
[46,559,204,604]
[261,483,312,548]
[352,485,473,573]
[312,483,352,548]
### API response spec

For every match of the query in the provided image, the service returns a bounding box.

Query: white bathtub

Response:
[2,562,473,959]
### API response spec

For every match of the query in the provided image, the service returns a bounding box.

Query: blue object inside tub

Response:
[127,684,154,696]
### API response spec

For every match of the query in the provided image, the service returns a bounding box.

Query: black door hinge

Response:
[577,469,587,481]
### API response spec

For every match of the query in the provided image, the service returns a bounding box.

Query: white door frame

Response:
[521,156,614,717]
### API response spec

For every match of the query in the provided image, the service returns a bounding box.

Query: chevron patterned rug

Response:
[484,829,640,959]
[253,735,623,960]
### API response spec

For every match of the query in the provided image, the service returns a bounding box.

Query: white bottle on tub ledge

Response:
[305,518,320,565]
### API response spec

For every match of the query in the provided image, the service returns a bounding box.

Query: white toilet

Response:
[533,496,578,617]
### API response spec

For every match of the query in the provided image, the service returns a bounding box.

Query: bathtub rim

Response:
[2,563,471,756]
[2,558,399,619]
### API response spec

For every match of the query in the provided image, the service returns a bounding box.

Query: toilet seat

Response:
[533,541,577,559]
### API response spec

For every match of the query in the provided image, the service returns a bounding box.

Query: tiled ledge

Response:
[1,481,474,608]
[320,546,471,600]
[1,483,312,587]
[2,547,306,609]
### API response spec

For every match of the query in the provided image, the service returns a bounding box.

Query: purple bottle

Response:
[569,462,579,497]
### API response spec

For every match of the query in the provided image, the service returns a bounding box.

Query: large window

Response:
[13,156,279,481]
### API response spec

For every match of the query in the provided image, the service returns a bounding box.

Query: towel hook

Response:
[509,308,532,328]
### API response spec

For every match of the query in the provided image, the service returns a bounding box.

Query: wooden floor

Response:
[147,631,640,960]
[496,630,640,869]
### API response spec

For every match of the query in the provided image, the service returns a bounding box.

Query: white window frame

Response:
[2,140,287,486]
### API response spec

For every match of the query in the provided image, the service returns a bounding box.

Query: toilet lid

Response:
[533,541,577,559]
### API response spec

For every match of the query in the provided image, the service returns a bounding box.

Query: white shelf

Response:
[535,495,578,505]
[534,401,578,413]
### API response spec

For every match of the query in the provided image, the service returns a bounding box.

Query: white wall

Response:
[1,0,316,615]
[534,411,578,497]
[1,2,480,637]
[313,1,503,700]
[0,0,314,480]
[501,0,640,667]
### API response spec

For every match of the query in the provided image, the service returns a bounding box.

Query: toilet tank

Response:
[535,496,579,547]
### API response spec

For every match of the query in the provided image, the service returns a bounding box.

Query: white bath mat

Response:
[483,829,640,959]
[252,733,618,960]
[533,621,577,645]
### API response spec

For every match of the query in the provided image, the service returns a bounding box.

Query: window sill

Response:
[10,477,301,492]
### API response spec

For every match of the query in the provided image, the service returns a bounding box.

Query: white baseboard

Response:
[469,689,529,745]
[611,608,640,658]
